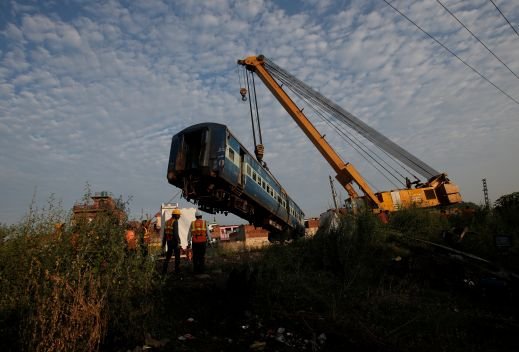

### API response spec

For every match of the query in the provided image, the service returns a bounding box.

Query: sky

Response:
[1,0,518,225]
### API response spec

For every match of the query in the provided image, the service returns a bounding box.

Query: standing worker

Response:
[187,210,211,274]
[162,209,181,275]
[125,223,138,254]
[139,219,150,257]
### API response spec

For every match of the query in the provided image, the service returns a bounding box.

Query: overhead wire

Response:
[381,0,519,106]
[436,0,519,80]
[489,0,519,39]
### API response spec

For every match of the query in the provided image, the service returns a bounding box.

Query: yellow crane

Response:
[237,55,462,213]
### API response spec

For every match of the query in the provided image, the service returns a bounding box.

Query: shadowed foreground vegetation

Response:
[1,198,518,351]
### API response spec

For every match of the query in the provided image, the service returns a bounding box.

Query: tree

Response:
[493,191,519,229]
[494,192,519,210]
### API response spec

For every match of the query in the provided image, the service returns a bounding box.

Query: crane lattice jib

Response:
[238,55,383,209]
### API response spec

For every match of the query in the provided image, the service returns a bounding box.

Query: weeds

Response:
[0,199,159,351]
[249,207,519,351]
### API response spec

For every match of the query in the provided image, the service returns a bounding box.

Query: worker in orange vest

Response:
[162,209,181,275]
[187,210,211,274]
[125,224,138,253]
[139,220,151,257]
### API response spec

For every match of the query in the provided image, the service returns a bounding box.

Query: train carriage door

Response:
[238,149,246,186]
[199,129,210,167]
[184,128,210,170]
[175,135,186,171]
[281,189,289,221]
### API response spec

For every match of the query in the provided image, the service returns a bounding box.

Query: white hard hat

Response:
[195,210,203,217]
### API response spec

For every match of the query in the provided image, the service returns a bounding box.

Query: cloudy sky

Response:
[1,0,518,225]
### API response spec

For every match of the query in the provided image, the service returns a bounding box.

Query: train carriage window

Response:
[262,181,266,189]
[256,176,261,185]
[252,172,257,181]
[246,165,251,176]
[228,148,235,163]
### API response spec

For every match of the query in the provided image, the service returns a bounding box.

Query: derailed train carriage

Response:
[166,122,305,240]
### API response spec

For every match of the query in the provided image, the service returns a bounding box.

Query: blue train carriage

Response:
[167,122,305,239]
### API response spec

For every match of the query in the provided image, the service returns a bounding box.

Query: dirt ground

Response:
[146,252,341,352]
[133,243,519,352]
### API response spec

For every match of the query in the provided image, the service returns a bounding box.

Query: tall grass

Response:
[0,201,159,351]
[250,207,519,351]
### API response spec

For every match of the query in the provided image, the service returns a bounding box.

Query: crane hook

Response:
[240,88,247,101]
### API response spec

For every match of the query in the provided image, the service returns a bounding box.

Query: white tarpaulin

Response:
[160,204,197,248]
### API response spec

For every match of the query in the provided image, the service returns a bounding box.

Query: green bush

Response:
[389,207,448,240]
[0,203,159,351]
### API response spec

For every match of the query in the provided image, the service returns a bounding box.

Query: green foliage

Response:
[249,208,519,352]
[494,191,519,209]
[310,211,389,277]
[389,207,448,239]
[493,191,519,230]
[0,198,159,352]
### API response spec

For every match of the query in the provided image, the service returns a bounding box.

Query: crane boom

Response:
[237,55,462,212]
[238,55,384,209]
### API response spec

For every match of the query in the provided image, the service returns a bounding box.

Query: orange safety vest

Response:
[191,219,207,243]
[143,228,150,244]
[125,230,137,250]
[164,218,176,241]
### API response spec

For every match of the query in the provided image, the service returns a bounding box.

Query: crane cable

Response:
[264,57,439,179]
[278,71,417,185]
[282,79,403,190]
[264,60,427,184]
[265,63,402,190]
[244,69,266,163]
[266,63,402,187]
[251,73,264,145]
[245,69,258,148]
[266,59,428,177]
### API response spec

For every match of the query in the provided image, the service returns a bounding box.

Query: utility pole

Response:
[482,178,490,208]
[329,175,339,211]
